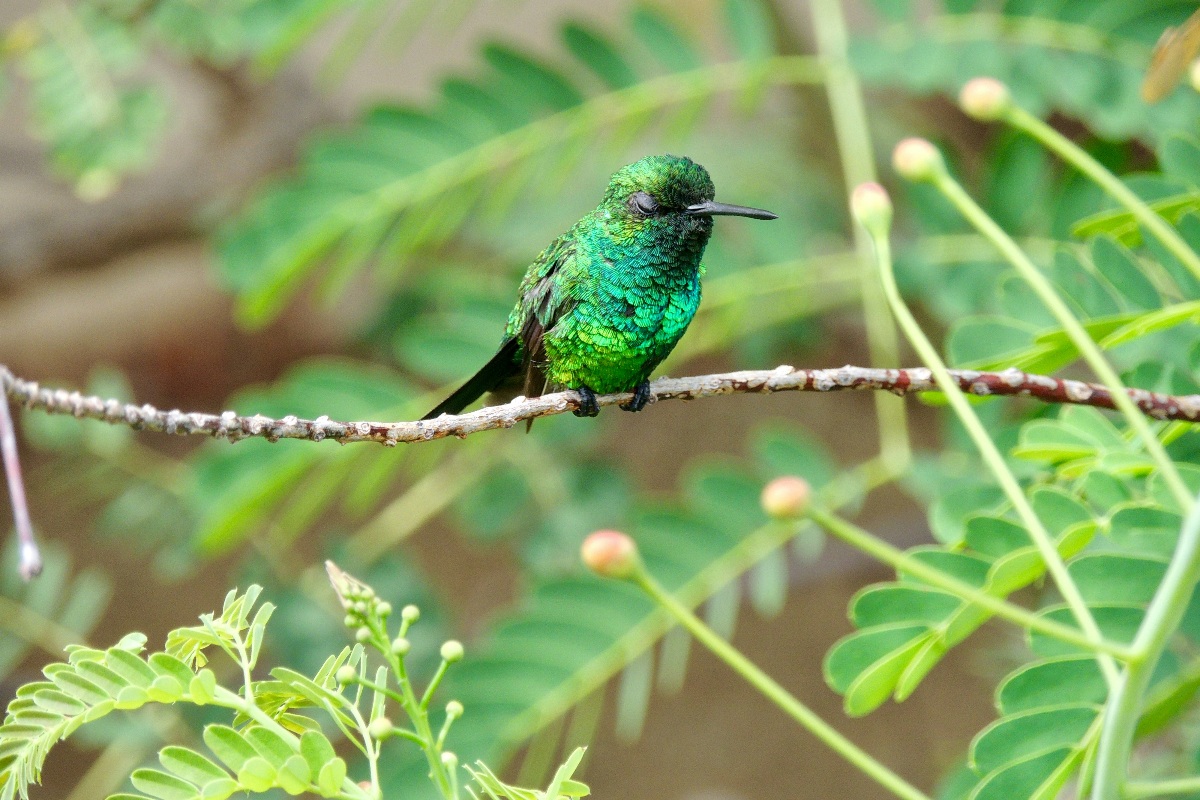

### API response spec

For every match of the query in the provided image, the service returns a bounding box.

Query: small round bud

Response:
[581,529,640,579]
[402,605,420,623]
[441,751,458,768]
[353,601,368,615]
[959,77,1011,121]
[1190,59,1200,93]
[355,626,372,643]
[892,138,944,183]
[446,700,464,719]
[343,614,358,628]
[391,636,411,655]
[360,586,375,600]
[368,717,394,740]
[376,601,392,616]
[440,640,464,663]
[336,665,358,685]
[849,182,893,236]
[761,476,811,519]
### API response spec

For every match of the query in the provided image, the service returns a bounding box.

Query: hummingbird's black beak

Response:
[685,200,777,220]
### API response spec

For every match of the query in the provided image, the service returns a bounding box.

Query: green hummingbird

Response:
[423,154,777,420]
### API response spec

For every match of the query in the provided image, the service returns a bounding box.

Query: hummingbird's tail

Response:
[421,337,521,420]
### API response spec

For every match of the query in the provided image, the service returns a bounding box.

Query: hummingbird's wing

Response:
[508,234,582,398]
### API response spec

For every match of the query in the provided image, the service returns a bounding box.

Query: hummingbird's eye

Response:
[630,191,660,216]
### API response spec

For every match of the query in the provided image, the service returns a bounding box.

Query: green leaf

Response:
[203,725,257,772]
[970,747,1080,800]
[189,670,216,705]
[1159,134,1200,188]
[317,758,347,797]
[160,746,230,786]
[105,649,156,688]
[299,730,338,777]
[996,657,1107,714]
[843,634,930,716]
[929,485,1005,546]
[1030,604,1144,657]
[970,705,1098,775]
[1012,421,1097,463]
[946,317,1038,367]
[245,725,295,766]
[850,585,962,627]
[561,22,637,89]
[1099,301,1200,349]
[130,768,197,800]
[1071,192,1200,245]
[237,756,276,793]
[630,5,701,73]
[1089,236,1161,311]
[1107,504,1185,558]
[276,754,312,795]
[724,0,774,60]
[964,516,1031,558]
[1069,554,1168,605]
[824,623,929,695]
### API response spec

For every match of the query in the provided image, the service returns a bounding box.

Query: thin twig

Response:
[3,363,1198,449]
[0,375,41,579]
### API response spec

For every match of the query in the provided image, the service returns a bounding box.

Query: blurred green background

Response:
[3,0,1200,798]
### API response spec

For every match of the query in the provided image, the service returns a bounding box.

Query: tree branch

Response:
[3,363,1198,447]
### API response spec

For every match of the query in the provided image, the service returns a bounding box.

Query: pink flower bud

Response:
[959,77,1012,121]
[581,530,640,579]
[850,182,893,235]
[760,476,811,519]
[892,138,944,182]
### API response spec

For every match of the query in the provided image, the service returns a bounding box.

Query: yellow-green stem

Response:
[1005,106,1200,283]
[812,0,911,471]
[929,165,1194,513]
[864,215,1120,687]
[630,565,931,800]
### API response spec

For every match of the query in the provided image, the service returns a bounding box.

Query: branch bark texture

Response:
[4,363,1198,447]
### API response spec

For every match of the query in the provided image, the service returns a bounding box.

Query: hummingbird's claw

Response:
[573,386,600,417]
[620,380,652,412]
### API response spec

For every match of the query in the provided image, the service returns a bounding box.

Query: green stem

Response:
[807,506,1133,659]
[387,643,455,800]
[865,213,1121,687]
[929,146,1195,513]
[1126,776,1200,799]
[1004,106,1200,283]
[811,0,910,472]
[1091,491,1200,800]
[630,565,931,800]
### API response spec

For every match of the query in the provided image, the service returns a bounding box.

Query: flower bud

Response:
[441,751,458,768]
[849,182,893,237]
[581,529,640,579]
[959,77,1011,121]
[892,138,944,183]
[446,700,464,719]
[368,717,393,740]
[335,665,358,686]
[402,605,420,623]
[761,476,811,519]
[355,626,372,643]
[1190,59,1200,93]
[440,640,464,663]
[391,636,411,656]
[376,601,392,616]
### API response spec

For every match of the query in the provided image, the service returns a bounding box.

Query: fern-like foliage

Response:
[825,399,1200,799]
[854,1,1200,141]
[215,1,795,325]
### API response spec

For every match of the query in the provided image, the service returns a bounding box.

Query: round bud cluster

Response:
[761,476,811,520]
[336,578,392,637]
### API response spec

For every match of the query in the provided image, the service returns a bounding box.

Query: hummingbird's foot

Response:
[573,385,600,417]
[620,380,652,412]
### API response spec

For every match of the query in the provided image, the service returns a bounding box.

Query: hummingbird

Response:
[422,154,777,421]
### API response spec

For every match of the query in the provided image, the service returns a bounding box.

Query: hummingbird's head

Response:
[602,155,777,238]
